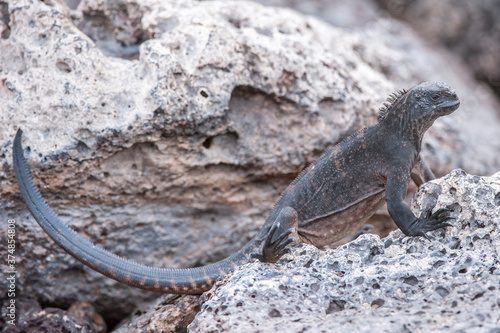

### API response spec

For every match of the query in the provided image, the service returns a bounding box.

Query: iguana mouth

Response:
[440,99,460,114]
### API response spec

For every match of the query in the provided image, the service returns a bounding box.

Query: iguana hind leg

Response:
[251,207,299,263]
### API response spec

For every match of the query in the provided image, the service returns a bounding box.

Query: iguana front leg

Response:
[251,207,299,263]
[386,167,454,239]
[411,155,435,186]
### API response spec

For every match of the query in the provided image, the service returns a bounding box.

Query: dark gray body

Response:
[268,123,432,247]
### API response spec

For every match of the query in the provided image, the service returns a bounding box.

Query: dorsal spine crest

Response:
[378,88,408,120]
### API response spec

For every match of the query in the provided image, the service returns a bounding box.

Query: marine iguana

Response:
[13,81,460,294]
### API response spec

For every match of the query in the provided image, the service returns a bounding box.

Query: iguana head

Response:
[410,81,460,118]
[379,81,460,136]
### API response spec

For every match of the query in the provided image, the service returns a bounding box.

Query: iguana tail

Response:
[13,129,260,294]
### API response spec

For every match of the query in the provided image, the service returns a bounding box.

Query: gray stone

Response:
[258,0,500,100]
[189,170,500,332]
[257,0,500,176]
[0,298,97,333]
[0,0,388,321]
[67,302,107,333]
[112,295,200,333]
[1,0,500,326]
[253,0,381,28]
[377,0,500,97]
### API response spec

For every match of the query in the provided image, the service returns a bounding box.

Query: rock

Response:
[0,0,386,322]
[68,302,107,333]
[1,0,500,327]
[112,295,200,333]
[364,19,500,176]
[0,298,96,333]
[258,0,500,100]
[254,0,381,28]
[377,0,500,98]
[189,170,500,332]
[262,0,500,239]
[257,0,500,176]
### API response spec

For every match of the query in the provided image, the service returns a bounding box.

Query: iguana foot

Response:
[407,207,455,240]
[351,224,374,241]
[251,207,299,263]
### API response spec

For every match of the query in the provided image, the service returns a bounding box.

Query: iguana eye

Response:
[430,93,441,101]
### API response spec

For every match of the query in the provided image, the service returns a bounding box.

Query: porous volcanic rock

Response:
[189,169,500,332]
[0,298,98,333]
[1,0,500,326]
[112,295,200,333]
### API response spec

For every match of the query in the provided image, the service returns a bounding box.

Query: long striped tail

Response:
[13,129,261,294]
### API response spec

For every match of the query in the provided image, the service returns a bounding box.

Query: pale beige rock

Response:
[1,0,499,325]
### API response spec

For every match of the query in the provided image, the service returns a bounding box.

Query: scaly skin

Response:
[14,81,460,294]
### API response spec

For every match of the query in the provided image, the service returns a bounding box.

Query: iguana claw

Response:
[407,207,455,239]
[251,207,299,263]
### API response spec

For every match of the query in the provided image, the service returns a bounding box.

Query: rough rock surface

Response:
[377,0,500,97]
[253,0,381,28]
[189,169,500,332]
[1,0,500,327]
[256,0,500,176]
[1,0,387,322]
[0,298,98,333]
[67,302,107,333]
[257,0,500,99]
[112,295,200,333]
